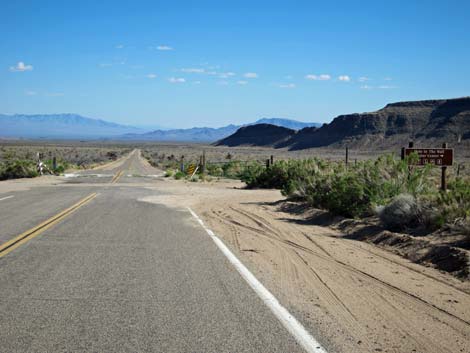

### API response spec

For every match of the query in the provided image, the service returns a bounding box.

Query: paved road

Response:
[0,150,308,352]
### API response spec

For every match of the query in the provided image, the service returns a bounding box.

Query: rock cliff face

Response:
[215,124,295,147]
[289,97,470,150]
[287,97,470,150]
[218,97,470,151]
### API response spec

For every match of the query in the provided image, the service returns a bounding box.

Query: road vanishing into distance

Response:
[0,150,320,353]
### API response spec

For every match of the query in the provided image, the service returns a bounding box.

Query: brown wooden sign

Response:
[405,148,453,166]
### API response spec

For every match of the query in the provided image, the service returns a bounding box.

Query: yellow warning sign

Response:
[186,164,197,175]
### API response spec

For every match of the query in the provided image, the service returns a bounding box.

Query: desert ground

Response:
[1,143,469,353]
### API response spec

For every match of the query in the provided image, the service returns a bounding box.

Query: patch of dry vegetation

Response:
[0,141,132,179]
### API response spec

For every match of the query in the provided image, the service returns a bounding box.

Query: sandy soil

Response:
[0,175,64,194]
[144,178,470,353]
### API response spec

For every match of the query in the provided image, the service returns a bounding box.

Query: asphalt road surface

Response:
[0,150,312,353]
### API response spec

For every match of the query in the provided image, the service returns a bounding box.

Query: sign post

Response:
[403,142,453,191]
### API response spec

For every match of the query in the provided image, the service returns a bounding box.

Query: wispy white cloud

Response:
[360,85,372,90]
[157,45,173,51]
[192,81,201,85]
[279,83,296,89]
[168,77,185,83]
[338,75,351,82]
[358,76,369,82]
[305,74,330,81]
[237,80,248,85]
[45,92,64,97]
[181,68,205,73]
[99,63,113,67]
[378,85,397,89]
[10,61,33,72]
[217,80,229,86]
[218,72,236,78]
[243,72,258,78]
[146,73,157,79]
[384,77,393,81]
[115,44,124,49]
[25,90,37,96]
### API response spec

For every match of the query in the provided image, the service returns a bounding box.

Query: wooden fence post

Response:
[441,142,447,191]
[201,151,206,174]
[407,141,414,180]
[270,155,274,167]
[345,146,349,167]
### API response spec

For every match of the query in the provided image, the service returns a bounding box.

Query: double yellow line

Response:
[110,170,124,184]
[0,193,98,258]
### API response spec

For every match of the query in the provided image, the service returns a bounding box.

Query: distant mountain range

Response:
[0,114,144,139]
[0,114,319,141]
[216,97,470,150]
[121,118,320,142]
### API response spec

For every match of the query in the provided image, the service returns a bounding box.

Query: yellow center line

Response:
[110,170,124,184]
[0,192,98,258]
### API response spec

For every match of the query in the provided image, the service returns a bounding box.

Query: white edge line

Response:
[187,207,327,353]
[0,195,14,201]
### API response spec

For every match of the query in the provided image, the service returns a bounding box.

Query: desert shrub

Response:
[431,179,470,230]
[238,154,439,219]
[222,161,244,179]
[164,169,174,177]
[44,159,71,174]
[106,151,118,160]
[238,162,263,186]
[0,160,38,180]
[206,164,224,177]
[174,171,185,180]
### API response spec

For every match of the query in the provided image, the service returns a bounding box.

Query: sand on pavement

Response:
[143,178,470,353]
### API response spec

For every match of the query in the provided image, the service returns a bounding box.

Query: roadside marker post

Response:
[180,156,185,173]
[345,146,349,167]
[201,151,206,174]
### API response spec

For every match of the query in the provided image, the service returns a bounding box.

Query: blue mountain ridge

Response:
[0,114,320,141]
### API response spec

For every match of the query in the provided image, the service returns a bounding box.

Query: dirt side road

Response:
[145,179,470,353]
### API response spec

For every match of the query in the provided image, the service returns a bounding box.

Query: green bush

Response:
[239,162,265,186]
[174,171,185,180]
[222,161,244,179]
[431,178,470,229]
[0,160,38,180]
[165,169,174,177]
[237,154,441,219]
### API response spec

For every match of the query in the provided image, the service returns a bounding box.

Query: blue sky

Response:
[1,0,469,128]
